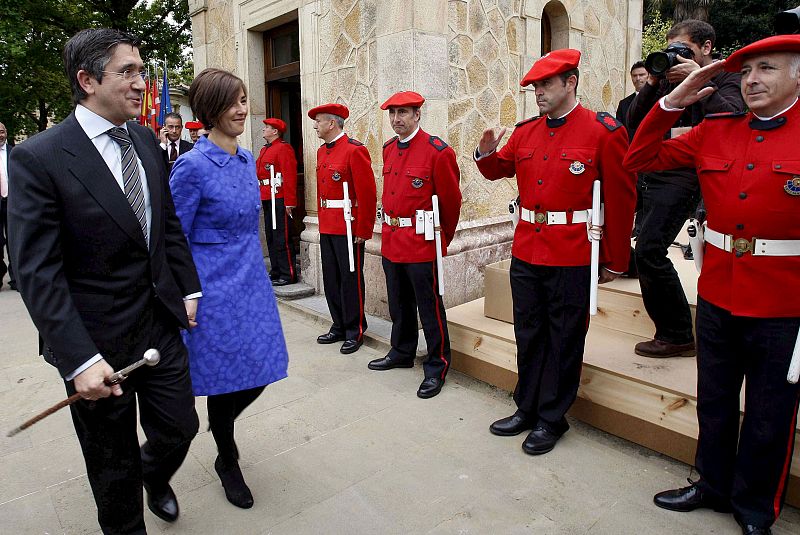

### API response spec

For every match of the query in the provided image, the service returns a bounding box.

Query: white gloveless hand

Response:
[587,223,603,242]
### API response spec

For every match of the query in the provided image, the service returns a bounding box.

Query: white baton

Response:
[589,180,601,315]
[788,328,800,384]
[342,181,355,272]
[432,195,445,296]
[269,165,277,230]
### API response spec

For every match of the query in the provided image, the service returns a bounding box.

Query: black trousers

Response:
[0,196,14,283]
[694,297,800,528]
[207,386,265,463]
[262,198,295,281]
[510,258,590,436]
[382,258,451,380]
[66,306,199,534]
[635,176,700,344]
[320,233,366,341]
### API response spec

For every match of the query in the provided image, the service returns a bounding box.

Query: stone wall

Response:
[189,0,642,319]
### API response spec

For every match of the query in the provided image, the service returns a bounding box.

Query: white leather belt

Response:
[383,213,413,228]
[519,207,596,225]
[704,225,800,256]
[259,179,271,186]
[320,198,357,209]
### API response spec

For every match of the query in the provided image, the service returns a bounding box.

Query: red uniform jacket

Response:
[381,129,462,263]
[256,140,298,206]
[476,105,636,273]
[624,101,800,318]
[316,135,376,240]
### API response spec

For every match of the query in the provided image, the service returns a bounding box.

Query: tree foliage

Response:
[0,0,192,140]
[642,11,675,59]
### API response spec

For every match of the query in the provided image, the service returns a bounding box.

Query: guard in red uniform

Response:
[624,35,800,535]
[366,91,461,399]
[310,103,377,354]
[476,50,636,453]
[185,121,204,143]
[256,118,298,285]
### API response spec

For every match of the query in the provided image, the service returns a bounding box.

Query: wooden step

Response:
[447,297,800,508]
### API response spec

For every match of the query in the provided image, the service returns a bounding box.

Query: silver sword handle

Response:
[106,349,161,385]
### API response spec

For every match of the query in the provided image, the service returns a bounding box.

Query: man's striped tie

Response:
[106,127,148,242]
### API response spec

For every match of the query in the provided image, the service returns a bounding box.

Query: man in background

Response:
[159,112,193,172]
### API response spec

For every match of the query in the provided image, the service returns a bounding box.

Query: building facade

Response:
[188,0,643,318]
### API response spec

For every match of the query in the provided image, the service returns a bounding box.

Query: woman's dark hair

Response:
[188,68,247,130]
[63,28,141,105]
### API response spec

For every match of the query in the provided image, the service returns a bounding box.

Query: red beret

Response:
[262,118,287,133]
[380,91,425,110]
[724,35,800,72]
[308,103,350,120]
[520,49,581,87]
[185,121,204,129]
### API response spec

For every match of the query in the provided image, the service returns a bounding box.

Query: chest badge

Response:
[569,161,585,175]
[411,177,424,189]
[332,171,342,182]
[784,176,800,196]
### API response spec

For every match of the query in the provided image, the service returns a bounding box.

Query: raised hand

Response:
[664,59,727,109]
[478,127,508,156]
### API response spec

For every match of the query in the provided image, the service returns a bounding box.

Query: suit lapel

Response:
[128,124,163,249]
[61,113,148,250]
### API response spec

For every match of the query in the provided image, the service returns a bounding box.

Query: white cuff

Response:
[604,268,623,275]
[474,147,496,161]
[183,293,202,301]
[65,354,103,381]
[659,96,685,112]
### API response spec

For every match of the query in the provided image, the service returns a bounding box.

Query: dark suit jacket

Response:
[162,139,194,172]
[8,113,201,377]
[615,92,636,140]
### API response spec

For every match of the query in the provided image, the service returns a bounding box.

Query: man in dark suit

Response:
[0,121,16,289]
[9,29,202,534]
[159,112,193,172]
[616,61,648,132]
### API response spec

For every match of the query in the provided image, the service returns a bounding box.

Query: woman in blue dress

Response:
[169,68,289,509]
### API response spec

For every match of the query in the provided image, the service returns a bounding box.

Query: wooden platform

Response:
[448,275,800,507]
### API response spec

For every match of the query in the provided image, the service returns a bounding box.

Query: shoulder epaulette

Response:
[348,138,363,146]
[429,135,448,151]
[705,111,747,120]
[596,111,622,131]
[383,136,398,148]
[515,116,541,127]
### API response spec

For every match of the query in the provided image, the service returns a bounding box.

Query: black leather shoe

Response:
[215,457,254,509]
[144,483,179,522]
[8,281,17,291]
[340,339,362,354]
[521,426,561,455]
[653,480,731,513]
[317,332,345,344]
[367,356,414,371]
[417,377,444,398]
[490,412,533,436]
[737,522,771,535]
[272,278,291,286]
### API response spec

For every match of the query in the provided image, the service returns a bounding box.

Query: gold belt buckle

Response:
[732,237,754,254]
[389,216,399,227]
[534,212,546,224]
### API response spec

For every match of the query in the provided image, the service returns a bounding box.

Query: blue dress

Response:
[169,136,289,396]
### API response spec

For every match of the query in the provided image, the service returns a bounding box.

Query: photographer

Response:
[626,19,744,359]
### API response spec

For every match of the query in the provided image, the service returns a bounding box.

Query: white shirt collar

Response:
[75,104,128,140]
[753,98,798,121]
[548,100,580,120]
[330,131,346,144]
[400,126,420,143]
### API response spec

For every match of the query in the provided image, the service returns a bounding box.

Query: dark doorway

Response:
[264,20,304,269]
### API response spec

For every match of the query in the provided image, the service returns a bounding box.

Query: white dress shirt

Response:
[0,143,9,198]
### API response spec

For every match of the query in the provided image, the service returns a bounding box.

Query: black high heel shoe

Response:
[214,456,254,509]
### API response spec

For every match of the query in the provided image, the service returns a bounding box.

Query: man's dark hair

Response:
[631,60,646,72]
[189,68,247,130]
[63,28,141,105]
[558,68,580,94]
[667,19,715,49]
[165,112,183,123]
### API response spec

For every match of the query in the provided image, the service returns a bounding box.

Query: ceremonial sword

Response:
[6,349,161,437]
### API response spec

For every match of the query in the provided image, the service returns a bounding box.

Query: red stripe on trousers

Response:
[283,209,294,280]
[773,393,800,519]
[356,244,364,341]
[432,263,448,379]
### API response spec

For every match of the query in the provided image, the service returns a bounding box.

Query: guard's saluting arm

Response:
[349,143,376,240]
[623,102,700,175]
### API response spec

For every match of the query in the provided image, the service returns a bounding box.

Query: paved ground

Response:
[1,286,798,534]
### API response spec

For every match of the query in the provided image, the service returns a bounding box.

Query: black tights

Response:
[206,386,265,463]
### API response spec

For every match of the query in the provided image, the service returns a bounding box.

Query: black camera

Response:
[645,42,695,77]
[775,6,800,35]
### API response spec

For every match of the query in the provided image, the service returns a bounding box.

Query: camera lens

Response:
[645,51,671,76]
